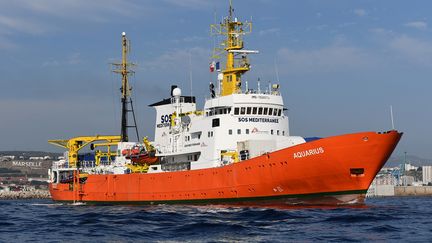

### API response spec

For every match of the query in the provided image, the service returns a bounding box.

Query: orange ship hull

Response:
[49,131,401,205]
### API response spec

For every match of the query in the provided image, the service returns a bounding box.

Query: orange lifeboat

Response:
[126,150,159,165]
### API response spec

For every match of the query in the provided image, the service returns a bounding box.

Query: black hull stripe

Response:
[52,189,367,205]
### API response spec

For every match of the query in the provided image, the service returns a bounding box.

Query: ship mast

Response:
[210,1,255,96]
[112,32,139,142]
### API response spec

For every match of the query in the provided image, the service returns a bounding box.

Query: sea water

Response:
[0,197,431,242]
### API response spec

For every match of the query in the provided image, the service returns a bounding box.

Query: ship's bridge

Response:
[204,93,284,112]
[202,91,288,137]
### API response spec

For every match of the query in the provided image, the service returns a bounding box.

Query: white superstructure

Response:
[149,85,305,172]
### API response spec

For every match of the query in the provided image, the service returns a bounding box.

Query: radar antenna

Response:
[210,0,257,96]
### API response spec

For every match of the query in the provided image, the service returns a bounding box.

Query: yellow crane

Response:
[49,135,121,167]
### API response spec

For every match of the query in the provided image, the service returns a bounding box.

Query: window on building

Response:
[240,107,246,115]
[229,129,232,135]
[237,129,241,134]
[252,107,257,114]
[258,107,263,115]
[234,107,239,115]
[212,118,220,127]
[263,107,268,115]
[246,107,252,114]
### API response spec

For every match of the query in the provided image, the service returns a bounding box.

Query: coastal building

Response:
[401,175,415,186]
[423,166,432,185]
[403,163,418,171]
[367,170,397,197]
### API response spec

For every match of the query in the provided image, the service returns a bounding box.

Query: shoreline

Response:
[0,190,51,199]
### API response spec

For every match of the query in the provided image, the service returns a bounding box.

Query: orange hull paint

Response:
[50,131,401,205]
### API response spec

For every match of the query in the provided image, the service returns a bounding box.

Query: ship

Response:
[48,3,402,205]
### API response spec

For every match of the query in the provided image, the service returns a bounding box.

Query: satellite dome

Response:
[172,87,182,97]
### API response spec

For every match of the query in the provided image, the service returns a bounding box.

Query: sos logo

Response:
[161,114,172,124]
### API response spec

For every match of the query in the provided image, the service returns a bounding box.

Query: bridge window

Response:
[278,109,282,116]
[246,107,252,114]
[234,107,239,115]
[263,107,268,115]
[268,108,273,116]
[240,107,246,115]
[274,109,278,116]
[252,107,257,114]
[258,107,263,115]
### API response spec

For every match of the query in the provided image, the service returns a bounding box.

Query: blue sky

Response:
[0,0,431,159]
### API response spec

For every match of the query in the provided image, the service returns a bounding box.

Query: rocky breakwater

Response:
[0,190,51,199]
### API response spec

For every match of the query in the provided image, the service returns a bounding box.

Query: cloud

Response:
[338,22,356,28]
[353,9,367,17]
[368,28,432,66]
[0,0,158,49]
[2,0,150,21]
[0,36,17,49]
[171,36,207,44]
[67,52,81,65]
[369,28,394,35]
[389,35,432,65]
[276,44,376,74]
[404,21,428,30]
[258,28,280,36]
[42,60,60,67]
[0,15,47,35]
[162,0,213,9]
[142,47,210,71]
[41,52,82,67]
